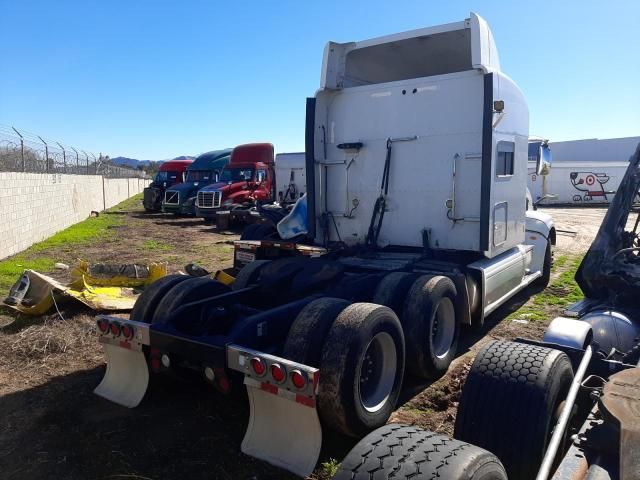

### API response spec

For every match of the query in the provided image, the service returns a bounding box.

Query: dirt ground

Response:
[0,202,607,480]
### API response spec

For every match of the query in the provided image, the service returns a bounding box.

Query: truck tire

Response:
[151,277,230,326]
[282,297,351,367]
[232,260,271,290]
[334,424,507,480]
[454,340,573,480]
[240,223,276,240]
[319,303,405,437]
[534,242,552,288]
[403,275,459,379]
[372,272,420,316]
[130,274,190,323]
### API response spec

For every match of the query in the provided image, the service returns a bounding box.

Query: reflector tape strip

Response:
[245,376,316,409]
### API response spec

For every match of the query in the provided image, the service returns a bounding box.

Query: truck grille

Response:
[164,190,180,204]
[197,191,222,208]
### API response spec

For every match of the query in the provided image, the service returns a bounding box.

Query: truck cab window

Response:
[256,170,266,182]
[496,141,515,176]
[220,168,255,183]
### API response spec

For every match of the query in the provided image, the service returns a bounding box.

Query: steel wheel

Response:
[431,297,456,359]
[358,332,397,413]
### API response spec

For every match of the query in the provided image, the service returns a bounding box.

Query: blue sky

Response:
[1,1,639,160]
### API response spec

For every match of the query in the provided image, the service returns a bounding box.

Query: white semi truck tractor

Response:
[93,13,555,477]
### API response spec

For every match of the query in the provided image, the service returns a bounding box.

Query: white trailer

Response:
[93,13,555,478]
[529,160,629,205]
[527,136,640,205]
[274,152,306,203]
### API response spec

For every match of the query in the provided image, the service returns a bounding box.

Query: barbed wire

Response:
[0,124,148,178]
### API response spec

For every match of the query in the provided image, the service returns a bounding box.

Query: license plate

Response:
[236,250,256,263]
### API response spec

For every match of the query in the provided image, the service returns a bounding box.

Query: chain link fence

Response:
[0,125,148,178]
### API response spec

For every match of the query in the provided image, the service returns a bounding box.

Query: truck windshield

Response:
[154,171,181,184]
[186,170,214,182]
[220,167,254,182]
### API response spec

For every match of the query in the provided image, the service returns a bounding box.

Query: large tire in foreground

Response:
[319,303,405,437]
[130,274,191,323]
[334,424,507,480]
[282,297,351,367]
[454,340,573,480]
[372,272,420,316]
[403,275,459,379]
[151,277,230,326]
[232,260,271,290]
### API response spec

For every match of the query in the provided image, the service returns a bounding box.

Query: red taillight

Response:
[270,363,286,383]
[97,319,109,333]
[121,324,134,339]
[109,323,121,336]
[291,370,307,390]
[250,357,266,376]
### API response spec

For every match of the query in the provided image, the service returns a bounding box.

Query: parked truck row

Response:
[94,13,561,478]
[142,143,307,230]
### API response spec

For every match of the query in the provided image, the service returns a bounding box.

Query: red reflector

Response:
[291,370,306,389]
[270,363,286,383]
[121,324,134,339]
[97,319,109,333]
[250,357,266,376]
[261,382,278,395]
[150,357,161,372]
[109,323,121,336]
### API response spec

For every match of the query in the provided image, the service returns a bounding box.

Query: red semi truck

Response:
[143,158,193,212]
[195,143,275,224]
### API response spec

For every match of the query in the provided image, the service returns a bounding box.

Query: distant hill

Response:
[111,156,194,169]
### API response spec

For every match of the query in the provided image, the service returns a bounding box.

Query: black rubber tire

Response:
[372,272,420,316]
[130,274,191,323]
[534,241,552,288]
[282,297,351,367]
[240,223,276,240]
[318,303,405,437]
[151,277,230,324]
[402,275,459,379]
[232,260,271,290]
[454,340,574,480]
[334,424,508,480]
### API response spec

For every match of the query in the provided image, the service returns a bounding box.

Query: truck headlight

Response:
[184,197,195,206]
[223,199,234,206]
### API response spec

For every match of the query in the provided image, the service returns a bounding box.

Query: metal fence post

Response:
[71,146,79,173]
[11,127,25,171]
[37,135,49,172]
[82,150,89,174]
[56,142,66,173]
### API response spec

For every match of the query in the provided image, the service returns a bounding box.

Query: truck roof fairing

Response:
[320,12,500,90]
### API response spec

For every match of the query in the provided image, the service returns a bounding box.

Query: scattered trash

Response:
[90,211,100,217]
[54,262,69,270]
[3,260,168,315]
[512,318,529,324]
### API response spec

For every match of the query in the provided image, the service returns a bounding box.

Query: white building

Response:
[529,136,640,205]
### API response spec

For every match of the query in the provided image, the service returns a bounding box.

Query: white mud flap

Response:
[227,345,322,478]
[242,377,321,477]
[94,316,151,408]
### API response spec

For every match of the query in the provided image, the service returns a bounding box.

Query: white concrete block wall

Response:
[0,173,150,260]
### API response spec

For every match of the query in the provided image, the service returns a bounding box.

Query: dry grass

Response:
[0,313,102,386]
